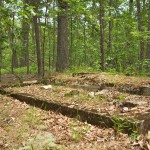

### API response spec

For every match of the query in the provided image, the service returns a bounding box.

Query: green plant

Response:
[112,115,138,135]
[95,94,106,101]
[69,122,82,142]
[115,94,126,101]
[64,90,79,97]
[69,119,90,143]
[70,124,83,142]
[23,107,41,127]
[129,132,138,141]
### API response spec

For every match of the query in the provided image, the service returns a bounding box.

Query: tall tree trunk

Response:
[69,15,73,66]
[83,15,86,64]
[99,0,105,71]
[42,2,48,77]
[21,0,30,74]
[48,27,51,71]
[22,20,29,73]
[0,44,1,82]
[56,0,69,72]
[25,24,29,74]
[91,0,96,37]
[147,0,150,59]
[10,14,18,73]
[32,0,42,77]
[108,0,112,54]
[33,16,42,76]
[136,0,145,72]
[31,22,36,55]
[74,16,79,65]
[0,0,3,82]
[52,0,56,70]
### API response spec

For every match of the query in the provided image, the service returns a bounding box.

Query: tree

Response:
[41,0,48,76]
[32,0,42,76]
[136,0,145,72]
[56,0,69,72]
[52,0,56,70]
[21,0,30,74]
[99,0,105,71]
[108,0,113,55]
[0,0,149,75]
[10,13,18,73]
[0,0,3,81]
[147,0,150,60]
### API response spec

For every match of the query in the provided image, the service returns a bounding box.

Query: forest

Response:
[0,0,149,76]
[0,0,150,149]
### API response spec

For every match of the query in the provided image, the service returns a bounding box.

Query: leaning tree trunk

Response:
[56,0,69,72]
[136,0,145,72]
[99,0,105,71]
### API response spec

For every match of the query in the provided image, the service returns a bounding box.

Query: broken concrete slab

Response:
[48,75,150,96]
[0,88,149,135]
[23,80,38,84]
[40,85,52,90]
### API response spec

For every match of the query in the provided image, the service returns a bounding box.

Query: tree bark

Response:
[83,15,86,64]
[147,0,150,59]
[56,0,69,72]
[69,15,73,66]
[108,0,112,54]
[31,22,36,55]
[0,41,1,82]
[42,1,48,77]
[91,0,96,37]
[32,0,42,77]
[99,0,105,71]
[21,1,30,73]
[10,14,18,73]
[52,0,56,70]
[136,0,145,72]
[48,27,51,71]
[0,0,3,81]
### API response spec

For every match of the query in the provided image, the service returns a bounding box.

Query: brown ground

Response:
[0,73,150,149]
[0,94,141,150]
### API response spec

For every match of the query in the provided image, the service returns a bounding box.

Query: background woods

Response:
[0,0,150,77]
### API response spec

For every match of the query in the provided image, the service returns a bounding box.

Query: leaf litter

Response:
[0,94,144,150]
[1,73,150,149]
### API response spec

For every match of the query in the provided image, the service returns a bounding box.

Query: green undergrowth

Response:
[112,115,138,140]
[115,94,126,101]
[69,119,90,143]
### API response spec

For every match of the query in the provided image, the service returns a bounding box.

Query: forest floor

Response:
[0,73,150,150]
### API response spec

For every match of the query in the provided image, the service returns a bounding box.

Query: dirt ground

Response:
[0,73,150,149]
[0,94,142,150]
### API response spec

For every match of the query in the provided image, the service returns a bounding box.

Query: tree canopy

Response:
[0,0,149,76]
